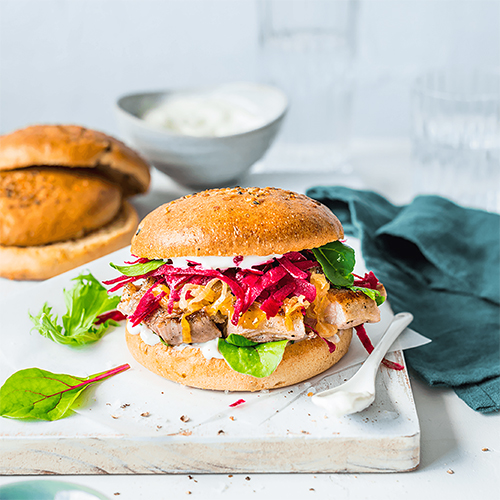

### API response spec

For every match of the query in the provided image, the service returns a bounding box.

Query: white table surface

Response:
[0,139,498,498]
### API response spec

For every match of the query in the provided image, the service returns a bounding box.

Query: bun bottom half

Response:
[125,327,353,392]
[0,201,138,280]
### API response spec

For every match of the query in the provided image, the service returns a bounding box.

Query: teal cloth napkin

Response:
[306,186,500,413]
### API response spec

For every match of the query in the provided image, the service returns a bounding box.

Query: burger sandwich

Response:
[0,125,150,280]
[107,187,386,391]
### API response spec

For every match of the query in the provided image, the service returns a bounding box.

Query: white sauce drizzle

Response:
[127,321,161,346]
[173,338,224,360]
[127,321,142,335]
[140,325,161,346]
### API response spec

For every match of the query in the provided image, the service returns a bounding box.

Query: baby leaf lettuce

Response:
[29,272,121,346]
[110,260,165,277]
[351,285,385,306]
[313,241,385,305]
[0,364,130,421]
[312,241,355,287]
[218,334,288,378]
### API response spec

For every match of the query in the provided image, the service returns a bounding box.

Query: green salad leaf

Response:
[218,334,288,378]
[110,260,165,277]
[29,272,121,347]
[312,241,355,287]
[313,241,385,305]
[351,286,385,306]
[224,334,260,347]
[0,364,129,421]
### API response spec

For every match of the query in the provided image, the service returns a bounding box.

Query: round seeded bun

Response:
[0,201,138,280]
[0,124,151,280]
[126,327,352,391]
[0,167,122,246]
[0,125,150,196]
[132,186,343,258]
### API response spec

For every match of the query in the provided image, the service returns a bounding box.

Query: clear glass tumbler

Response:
[258,0,358,172]
[412,69,500,212]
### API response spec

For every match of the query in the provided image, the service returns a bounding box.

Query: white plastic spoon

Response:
[312,311,414,417]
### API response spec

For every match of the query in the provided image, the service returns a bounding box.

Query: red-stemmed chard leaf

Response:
[0,364,130,421]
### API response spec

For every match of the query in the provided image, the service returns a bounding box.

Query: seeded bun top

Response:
[0,125,150,196]
[131,187,343,258]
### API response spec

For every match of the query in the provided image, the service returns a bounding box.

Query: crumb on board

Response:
[245,476,251,481]
[307,392,314,397]
[141,412,150,417]
[180,415,190,422]
[447,469,455,474]
[229,416,236,421]
[218,430,225,435]
[482,447,490,452]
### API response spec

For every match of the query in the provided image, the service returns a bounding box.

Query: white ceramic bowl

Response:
[115,82,288,189]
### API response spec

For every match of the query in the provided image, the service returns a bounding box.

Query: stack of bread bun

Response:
[0,125,150,280]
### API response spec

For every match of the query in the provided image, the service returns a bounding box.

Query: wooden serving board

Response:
[0,351,419,474]
[0,247,420,474]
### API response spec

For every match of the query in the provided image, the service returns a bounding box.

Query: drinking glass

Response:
[258,0,358,171]
[412,69,500,212]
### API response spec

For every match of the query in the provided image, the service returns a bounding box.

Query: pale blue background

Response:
[0,0,498,138]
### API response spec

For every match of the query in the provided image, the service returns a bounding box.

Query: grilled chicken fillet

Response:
[321,285,386,332]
